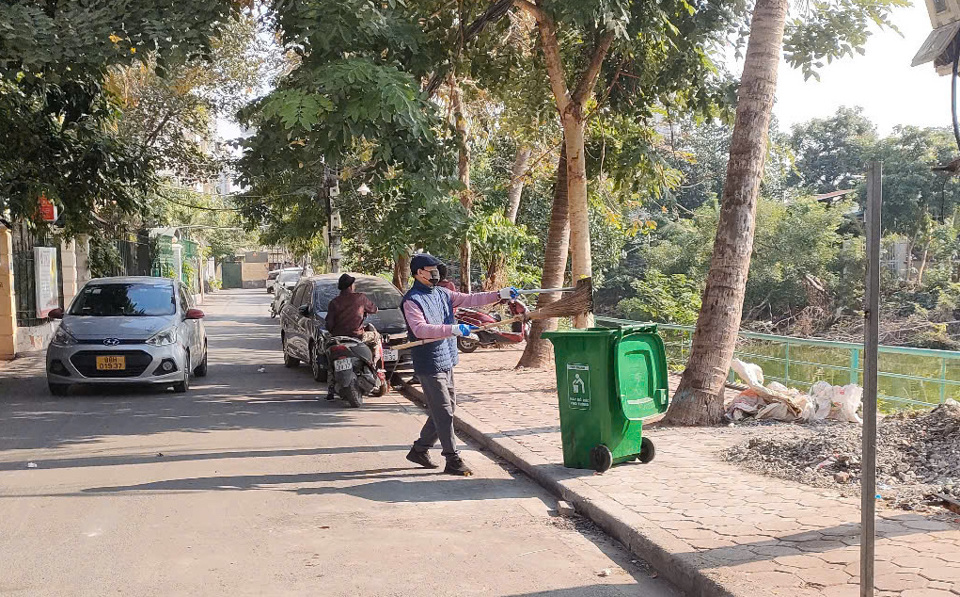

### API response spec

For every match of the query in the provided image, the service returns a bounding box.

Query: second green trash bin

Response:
[541,325,669,472]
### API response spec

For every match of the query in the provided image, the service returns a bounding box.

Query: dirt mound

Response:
[723,401,960,510]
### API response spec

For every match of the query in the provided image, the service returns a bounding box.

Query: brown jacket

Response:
[325,289,378,337]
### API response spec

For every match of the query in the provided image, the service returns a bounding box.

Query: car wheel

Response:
[194,341,208,377]
[173,352,190,393]
[310,343,327,383]
[48,381,69,396]
[282,334,299,368]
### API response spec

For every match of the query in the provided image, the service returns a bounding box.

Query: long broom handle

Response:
[515,286,575,295]
[393,315,523,350]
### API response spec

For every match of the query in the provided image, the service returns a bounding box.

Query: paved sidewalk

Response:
[403,346,960,597]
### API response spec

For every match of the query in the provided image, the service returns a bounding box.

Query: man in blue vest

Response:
[402,254,518,476]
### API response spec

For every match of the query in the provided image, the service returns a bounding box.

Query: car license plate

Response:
[334,358,353,372]
[96,355,126,371]
[383,348,399,362]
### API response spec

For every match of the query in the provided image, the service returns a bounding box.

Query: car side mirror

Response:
[185,308,205,320]
[48,308,64,319]
[298,304,310,317]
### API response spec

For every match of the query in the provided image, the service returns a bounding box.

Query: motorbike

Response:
[270,285,291,319]
[320,325,388,408]
[455,298,531,353]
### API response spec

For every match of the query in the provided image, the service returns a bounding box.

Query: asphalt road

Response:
[0,289,679,597]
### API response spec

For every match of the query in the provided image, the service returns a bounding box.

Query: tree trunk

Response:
[484,144,533,290]
[449,73,473,292]
[518,144,569,369]
[561,114,593,328]
[664,0,789,426]
[506,144,532,223]
[484,255,508,291]
[392,253,410,292]
[917,243,930,287]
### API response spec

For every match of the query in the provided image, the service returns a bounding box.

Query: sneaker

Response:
[406,448,439,469]
[444,456,473,477]
[325,390,336,401]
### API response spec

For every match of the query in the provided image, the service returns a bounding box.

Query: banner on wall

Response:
[34,247,59,318]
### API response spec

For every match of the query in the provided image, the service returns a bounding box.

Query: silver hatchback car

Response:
[45,277,208,395]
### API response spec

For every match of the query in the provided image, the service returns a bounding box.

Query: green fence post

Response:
[784,343,791,384]
[850,349,859,385]
[940,357,947,404]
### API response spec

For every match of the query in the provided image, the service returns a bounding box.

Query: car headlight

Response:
[145,327,178,347]
[52,326,77,347]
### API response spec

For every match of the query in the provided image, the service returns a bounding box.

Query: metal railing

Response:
[596,316,960,410]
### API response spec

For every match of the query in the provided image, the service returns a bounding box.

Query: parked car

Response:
[280,274,412,382]
[275,267,303,295]
[266,269,280,294]
[45,276,208,395]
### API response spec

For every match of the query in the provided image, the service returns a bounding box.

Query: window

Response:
[292,283,307,308]
[178,285,190,314]
[312,277,403,312]
[70,283,176,317]
[934,0,947,12]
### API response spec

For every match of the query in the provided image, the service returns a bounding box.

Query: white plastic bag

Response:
[831,384,863,424]
[732,358,764,390]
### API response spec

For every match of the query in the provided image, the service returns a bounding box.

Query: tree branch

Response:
[520,1,571,114]
[512,0,545,21]
[571,30,615,106]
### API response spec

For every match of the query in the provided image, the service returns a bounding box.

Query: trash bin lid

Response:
[615,327,669,421]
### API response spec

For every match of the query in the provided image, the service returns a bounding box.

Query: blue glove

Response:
[451,324,478,337]
[499,287,520,300]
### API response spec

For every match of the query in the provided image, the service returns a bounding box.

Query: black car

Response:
[280,274,413,380]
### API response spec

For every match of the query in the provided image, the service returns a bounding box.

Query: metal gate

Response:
[10,221,63,327]
[222,261,242,289]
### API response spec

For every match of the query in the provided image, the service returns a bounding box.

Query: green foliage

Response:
[617,271,702,325]
[787,106,876,193]
[88,237,123,278]
[0,0,242,227]
[783,0,908,82]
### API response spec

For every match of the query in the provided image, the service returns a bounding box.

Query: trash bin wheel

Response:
[589,445,613,473]
[639,437,655,464]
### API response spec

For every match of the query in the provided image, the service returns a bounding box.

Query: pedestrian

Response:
[436,264,457,292]
[402,254,518,475]
[324,273,381,399]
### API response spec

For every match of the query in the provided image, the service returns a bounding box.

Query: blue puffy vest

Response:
[401,280,458,375]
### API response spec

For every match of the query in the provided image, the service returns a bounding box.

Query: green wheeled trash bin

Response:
[541,325,669,472]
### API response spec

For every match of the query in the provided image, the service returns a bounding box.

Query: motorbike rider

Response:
[324,273,381,399]
[436,264,457,292]
[401,253,518,476]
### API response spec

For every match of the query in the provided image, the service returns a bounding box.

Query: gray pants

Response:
[412,369,458,458]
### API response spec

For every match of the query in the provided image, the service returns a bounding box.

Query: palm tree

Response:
[663,0,790,425]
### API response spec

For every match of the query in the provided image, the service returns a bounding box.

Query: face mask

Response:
[427,272,441,286]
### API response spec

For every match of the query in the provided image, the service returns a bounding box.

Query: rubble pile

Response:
[723,400,960,510]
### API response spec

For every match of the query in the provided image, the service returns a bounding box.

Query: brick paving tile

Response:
[901,589,958,597]
[820,585,861,597]
[874,573,930,592]
[796,566,852,587]
[743,570,804,588]
[920,566,960,583]
[444,348,960,597]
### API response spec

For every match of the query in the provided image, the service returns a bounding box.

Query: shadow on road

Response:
[0,290,379,451]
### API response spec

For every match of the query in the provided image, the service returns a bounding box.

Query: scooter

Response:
[455,298,531,353]
[320,326,388,408]
[270,285,290,319]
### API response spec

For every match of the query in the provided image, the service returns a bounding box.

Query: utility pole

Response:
[323,163,342,274]
[861,161,882,597]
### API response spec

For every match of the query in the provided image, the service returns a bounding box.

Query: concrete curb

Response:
[400,383,737,597]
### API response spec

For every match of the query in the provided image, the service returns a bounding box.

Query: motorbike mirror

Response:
[298,304,310,317]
